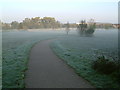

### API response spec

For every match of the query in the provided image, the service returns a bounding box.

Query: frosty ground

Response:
[2,29,118,88]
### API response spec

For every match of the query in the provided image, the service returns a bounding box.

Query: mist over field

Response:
[1,0,119,88]
[2,28,119,88]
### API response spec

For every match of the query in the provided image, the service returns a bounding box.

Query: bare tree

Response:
[65,22,70,35]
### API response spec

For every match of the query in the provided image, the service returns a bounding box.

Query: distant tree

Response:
[11,21,19,29]
[30,17,41,29]
[2,23,11,30]
[2,17,62,30]
[77,19,96,36]
[77,20,87,35]
[22,18,31,29]
[42,17,56,28]
[65,22,70,35]
[86,19,96,34]
[54,21,61,29]
[18,23,23,29]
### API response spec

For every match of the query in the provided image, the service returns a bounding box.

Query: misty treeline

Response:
[0,17,76,30]
[0,17,115,30]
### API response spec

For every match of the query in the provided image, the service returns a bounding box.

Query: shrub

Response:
[85,27,95,34]
[92,56,118,74]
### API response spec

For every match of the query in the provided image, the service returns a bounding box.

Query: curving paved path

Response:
[25,39,94,88]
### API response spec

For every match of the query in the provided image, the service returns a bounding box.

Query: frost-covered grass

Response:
[0,31,2,89]
[2,30,65,88]
[2,29,119,88]
[51,29,119,88]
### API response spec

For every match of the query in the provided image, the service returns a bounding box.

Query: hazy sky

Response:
[0,0,119,23]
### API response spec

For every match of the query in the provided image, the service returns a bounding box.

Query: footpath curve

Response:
[25,39,94,88]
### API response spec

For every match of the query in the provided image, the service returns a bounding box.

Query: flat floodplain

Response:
[51,29,119,88]
[2,30,64,88]
[2,29,118,88]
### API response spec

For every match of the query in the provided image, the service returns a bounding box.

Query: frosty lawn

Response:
[50,29,119,88]
[0,31,2,89]
[2,29,118,88]
[2,30,65,88]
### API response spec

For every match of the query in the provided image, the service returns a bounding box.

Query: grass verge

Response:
[50,40,119,88]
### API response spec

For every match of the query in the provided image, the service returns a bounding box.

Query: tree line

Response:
[0,17,115,30]
[1,17,77,30]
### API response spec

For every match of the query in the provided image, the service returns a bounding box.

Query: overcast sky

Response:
[0,0,119,23]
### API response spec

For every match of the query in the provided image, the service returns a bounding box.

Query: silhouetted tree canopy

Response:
[1,17,61,30]
[1,17,115,30]
[77,19,96,36]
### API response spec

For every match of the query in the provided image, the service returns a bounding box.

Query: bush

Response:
[92,56,118,74]
[85,27,95,34]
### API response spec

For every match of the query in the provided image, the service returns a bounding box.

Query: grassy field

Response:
[2,29,119,88]
[0,31,2,89]
[51,29,119,88]
[2,30,65,88]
